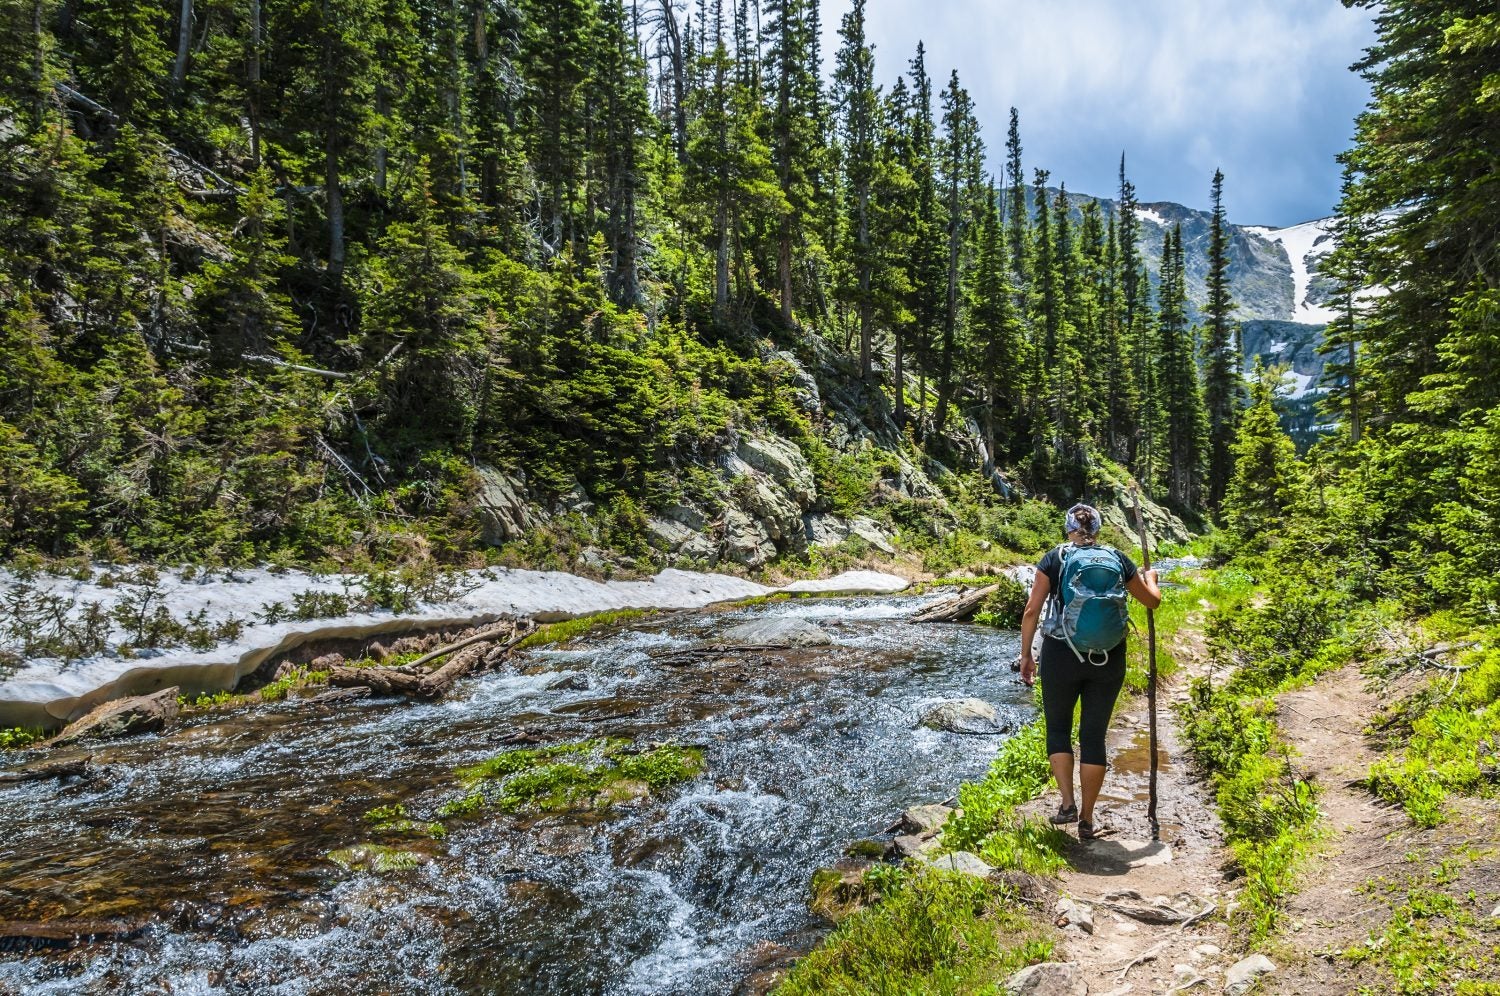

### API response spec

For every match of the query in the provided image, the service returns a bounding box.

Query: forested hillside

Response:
[0,0,1245,571]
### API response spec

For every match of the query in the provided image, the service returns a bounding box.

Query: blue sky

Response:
[820,0,1376,226]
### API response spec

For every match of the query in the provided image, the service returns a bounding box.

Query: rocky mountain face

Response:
[1038,186,1339,442]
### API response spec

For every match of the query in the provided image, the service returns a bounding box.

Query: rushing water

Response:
[0,593,1031,995]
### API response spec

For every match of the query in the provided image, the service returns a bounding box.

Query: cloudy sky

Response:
[819,0,1377,227]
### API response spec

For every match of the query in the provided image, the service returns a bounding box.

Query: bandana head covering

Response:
[1065,503,1102,537]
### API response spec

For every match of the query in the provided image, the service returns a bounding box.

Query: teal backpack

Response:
[1042,542,1130,664]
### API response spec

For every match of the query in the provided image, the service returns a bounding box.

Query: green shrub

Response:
[974,574,1029,630]
[775,869,1054,995]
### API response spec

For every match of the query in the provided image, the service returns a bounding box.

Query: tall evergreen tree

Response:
[832,0,879,378]
[932,69,980,437]
[1158,224,1208,508]
[1202,168,1241,512]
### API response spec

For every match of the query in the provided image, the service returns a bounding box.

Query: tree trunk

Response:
[326,129,345,283]
[857,187,871,379]
[715,204,731,322]
[173,0,193,87]
[894,328,906,428]
[910,584,999,623]
[779,215,794,325]
[248,0,261,164]
[659,0,688,162]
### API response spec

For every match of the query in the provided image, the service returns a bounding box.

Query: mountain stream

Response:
[0,592,1030,995]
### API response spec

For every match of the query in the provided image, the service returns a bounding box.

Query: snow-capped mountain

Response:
[1242,219,1340,325]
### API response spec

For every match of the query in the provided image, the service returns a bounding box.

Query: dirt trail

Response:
[1021,614,1240,995]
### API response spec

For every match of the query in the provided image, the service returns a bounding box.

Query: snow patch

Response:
[0,566,909,728]
[1256,218,1339,324]
[1281,372,1319,400]
[1267,340,1289,353]
[1134,206,1167,228]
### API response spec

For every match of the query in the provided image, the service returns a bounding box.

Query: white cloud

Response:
[820,0,1375,224]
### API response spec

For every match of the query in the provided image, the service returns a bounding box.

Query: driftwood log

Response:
[326,622,534,699]
[909,584,999,624]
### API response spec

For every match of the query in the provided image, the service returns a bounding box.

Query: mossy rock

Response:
[327,844,430,874]
[809,864,878,923]
[843,839,889,860]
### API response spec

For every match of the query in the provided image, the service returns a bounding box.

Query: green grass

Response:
[514,610,658,650]
[1344,865,1500,995]
[1175,567,1327,942]
[775,868,1055,995]
[1363,637,1500,827]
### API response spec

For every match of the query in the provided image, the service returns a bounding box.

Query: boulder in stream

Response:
[45,688,180,747]
[722,618,833,648]
[918,698,1011,735]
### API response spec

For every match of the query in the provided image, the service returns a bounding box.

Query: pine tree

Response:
[903,43,946,433]
[932,69,980,437]
[1202,168,1241,512]
[832,0,879,378]
[519,0,595,254]
[1223,362,1303,550]
[762,0,824,324]
[1158,224,1208,508]
[970,180,1025,461]
[196,166,298,365]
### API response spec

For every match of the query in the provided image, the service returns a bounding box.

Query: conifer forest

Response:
[0,1,1498,993]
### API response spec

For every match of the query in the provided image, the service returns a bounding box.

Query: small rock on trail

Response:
[1006,961,1087,995]
[1224,954,1276,995]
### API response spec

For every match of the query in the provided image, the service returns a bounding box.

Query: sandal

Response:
[1050,804,1078,825]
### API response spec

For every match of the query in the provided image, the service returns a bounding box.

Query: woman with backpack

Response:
[1018,503,1162,840]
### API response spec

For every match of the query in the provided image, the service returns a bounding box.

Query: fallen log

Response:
[405,622,524,672]
[326,622,534,699]
[909,585,999,624]
[0,757,91,785]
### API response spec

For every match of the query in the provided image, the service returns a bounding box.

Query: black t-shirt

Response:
[1036,543,1138,595]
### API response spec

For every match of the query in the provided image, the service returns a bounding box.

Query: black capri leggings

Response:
[1039,635,1127,766]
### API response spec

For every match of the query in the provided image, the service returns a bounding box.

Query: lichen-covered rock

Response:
[1225,954,1276,995]
[900,804,955,836]
[921,850,993,880]
[737,435,816,506]
[723,509,777,567]
[46,688,180,746]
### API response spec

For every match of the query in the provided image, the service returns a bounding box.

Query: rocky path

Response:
[1013,609,1257,996]
[1032,635,1497,995]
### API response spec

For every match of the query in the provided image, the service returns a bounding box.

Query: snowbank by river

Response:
[0,566,909,730]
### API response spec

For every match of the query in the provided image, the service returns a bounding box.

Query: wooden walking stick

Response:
[1130,490,1161,842]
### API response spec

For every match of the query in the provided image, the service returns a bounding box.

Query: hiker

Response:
[1018,503,1161,840]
